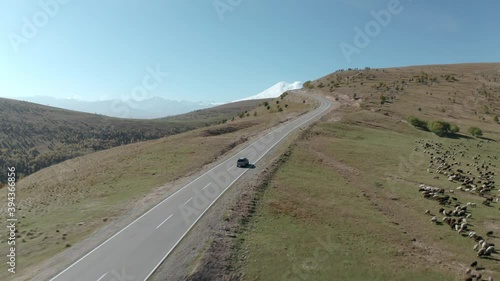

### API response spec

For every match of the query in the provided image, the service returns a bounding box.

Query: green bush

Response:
[450,124,460,134]
[427,120,456,136]
[380,94,387,104]
[407,116,428,131]
[304,81,314,89]
[468,127,483,137]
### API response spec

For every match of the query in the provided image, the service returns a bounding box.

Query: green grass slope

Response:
[236,63,500,281]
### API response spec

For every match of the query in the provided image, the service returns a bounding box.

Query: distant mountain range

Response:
[16,96,216,119]
[233,81,303,102]
[15,81,303,119]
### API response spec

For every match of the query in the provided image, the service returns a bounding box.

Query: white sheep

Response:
[485,246,495,255]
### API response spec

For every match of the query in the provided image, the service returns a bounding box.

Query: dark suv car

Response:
[236,157,249,168]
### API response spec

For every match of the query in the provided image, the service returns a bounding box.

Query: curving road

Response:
[49,94,332,281]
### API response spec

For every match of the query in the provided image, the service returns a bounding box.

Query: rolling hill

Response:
[0,92,315,280]
[182,63,500,281]
[0,97,262,183]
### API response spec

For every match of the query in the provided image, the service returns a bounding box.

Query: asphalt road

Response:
[49,95,332,281]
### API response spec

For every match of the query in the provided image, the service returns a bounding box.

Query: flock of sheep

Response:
[415,139,499,281]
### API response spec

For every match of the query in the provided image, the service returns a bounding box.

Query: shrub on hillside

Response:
[450,124,460,134]
[380,94,387,104]
[468,127,483,137]
[304,81,314,89]
[427,120,459,137]
[407,116,428,131]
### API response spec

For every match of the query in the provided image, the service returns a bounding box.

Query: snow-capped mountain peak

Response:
[233,81,303,102]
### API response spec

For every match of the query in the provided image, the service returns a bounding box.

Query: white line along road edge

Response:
[49,95,332,281]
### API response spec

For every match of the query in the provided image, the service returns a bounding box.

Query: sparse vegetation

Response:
[0,98,264,184]
[379,94,387,104]
[303,81,314,89]
[0,96,314,279]
[173,63,500,281]
[407,115,428,131]
[427,120,459,137]
[468,126,483,137]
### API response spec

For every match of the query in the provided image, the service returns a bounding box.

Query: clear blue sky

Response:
[1,0,499,103]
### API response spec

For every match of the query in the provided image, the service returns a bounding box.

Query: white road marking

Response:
[144,99,332,281]
[50,97,332,281]
[97,272,108,281]
[183,197,193,205]
[202,183,211,190]
[228,166,235,170]
[156,214,173,230]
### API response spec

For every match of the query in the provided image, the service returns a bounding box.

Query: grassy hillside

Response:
[0,98,262,183]
[0,93,313,280]
[308,63,500,134]
[188,63,500,280]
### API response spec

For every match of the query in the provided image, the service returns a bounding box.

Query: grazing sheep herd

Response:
[415,139,499,281]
